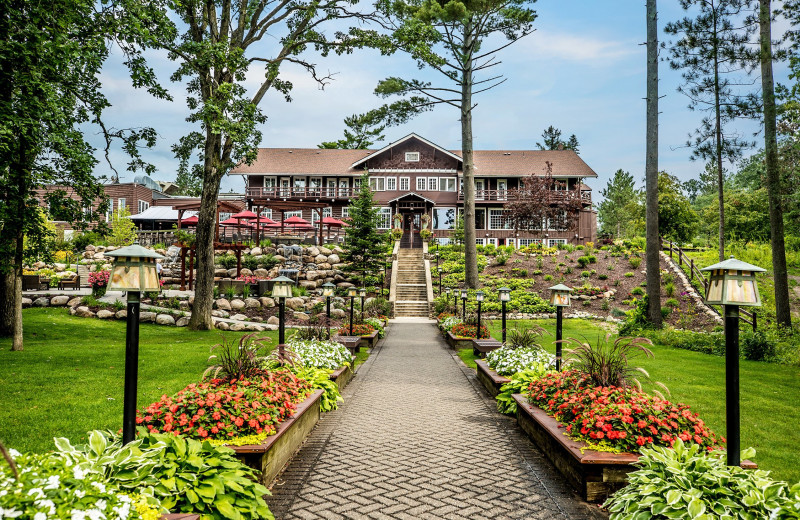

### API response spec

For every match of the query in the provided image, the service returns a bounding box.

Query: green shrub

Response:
[624,272,634,278]
[565,266,573,274]
[598,273,608,280]
[665,298,679,308]
[242,254,259,271]
[217,255,238,269]
[581,270,590,279]
[496,369,553,415]
[628,256,642,269]
[582,300,591,306]
[605,440,790,520]
[601,300,610,311]
[631,287,644,296]
[664,282,675,297]
[577,256,590,268]
[742,330,775,361]
[661,307,672,318]
[543,274,553,281]
[495,253,509,266]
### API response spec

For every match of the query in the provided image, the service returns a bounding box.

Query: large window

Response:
[489,209,511,230]
[118,198,127,211]
[549,238,567,247]
[284,210,302,219]
[377,208,392,229]
[386,177,397,191]
[369,177,385,191]
[260,209,273,219]
[439,178,456,192]
[311,207,332,224]
[427,177,438,191]
[518,238,542,247]
[416,177,426,191]
[399,177,410,191]
[138,200,149,213]
[341,207,349,219]
[433,208,456,230]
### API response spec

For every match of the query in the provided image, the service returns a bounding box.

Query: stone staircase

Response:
[394,248,430,317]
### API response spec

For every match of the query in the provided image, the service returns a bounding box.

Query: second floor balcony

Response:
[247,186,358,200]
[458,189,592,204]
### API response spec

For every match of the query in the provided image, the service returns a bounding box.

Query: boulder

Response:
[230,313,249,321]
[53,263,65,272]
[229,322,246,331]
[306,246,319,257]
[227,268,238,278]
[292,312,310,321]
[93,252,105,261]
[140,311,156,323]
[299,280,318,290]
[331,308,347,319]
[96,246,106,253]
[85,245,95,252]
[305,271,320,281]
[115,310,128,320]
[21,297,33,309]
[319,246,332,255]
[262,324,278,331]
[215,298,231,311]
[216,321,230,330]
[313,255,328,264]
[240,268,253,277]
[230,299,246,310]
[156,314,176,326]
[75,306,95,318]
[272,254,286,262]
[67,297,83,307]
[337,282,354,289]
[244,298,261,309]
[317,263,332,270]
[259,297,275,308]
[211,309,229,318]
[245,324,263,331]
[267,316,280,325]
[83,252,94,259]
[97,309,115,319]
[285,297,305,311]
[33,297,50,308]
[50,295,70,307]
[215,269,229,277]
[254,269,269,278]
[327,253,340,264]
[250,247,263,256]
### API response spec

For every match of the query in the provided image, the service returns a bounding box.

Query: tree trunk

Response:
[11,235,23,351]
[759,0,792,328]
[713,7,725,262]
[189,133,224,330]
[461,21,479,289]
[0,273,15,337]
[645,0,662,328]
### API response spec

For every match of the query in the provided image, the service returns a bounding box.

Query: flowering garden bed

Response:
[475,359,510,398]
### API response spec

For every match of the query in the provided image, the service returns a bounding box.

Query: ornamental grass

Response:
[526,370,722,453]
[137,369,312,441]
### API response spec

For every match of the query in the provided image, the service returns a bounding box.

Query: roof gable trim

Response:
[351,133,462,169]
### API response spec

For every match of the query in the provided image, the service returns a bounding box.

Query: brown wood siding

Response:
[362,138,460,170]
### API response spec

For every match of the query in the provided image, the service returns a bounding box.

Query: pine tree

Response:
[342,174,386,281]
[598,170,639,238]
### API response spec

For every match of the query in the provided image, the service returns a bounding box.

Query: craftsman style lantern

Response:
[460,288,468,319]
[271,275,296,354]
[549,284,573,371]
[702,256,765,467]
[322,282,335,338]
[359,287,367,322]
[498,287,511,343]
[105,244,165,445]
[437,266,443,292]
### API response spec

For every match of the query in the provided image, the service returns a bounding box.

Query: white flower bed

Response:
[486,346,556,376]
[287,338,354,370]
[439,316,461,332]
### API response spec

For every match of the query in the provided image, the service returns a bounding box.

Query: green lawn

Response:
[472,318,800,483]
[0,308,275,453]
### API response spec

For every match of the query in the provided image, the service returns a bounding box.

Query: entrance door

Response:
[280,178,290,197]
[400,211,422,248]
[264,177,277,197]
[475,179,485,200]
[326,178,337,197]
[338,179,349,197]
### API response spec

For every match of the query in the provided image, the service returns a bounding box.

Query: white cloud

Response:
[515,30,638,64]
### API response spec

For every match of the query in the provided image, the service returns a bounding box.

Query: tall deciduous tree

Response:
[0,0,157,350]
[665,0,756,261]
[373,0,537,289]
[535,126,580,153]
[645,0,662,328]
[342,173,386,280]
[757,0,792,328]
[598,169,639,238]
[127,0,374,329]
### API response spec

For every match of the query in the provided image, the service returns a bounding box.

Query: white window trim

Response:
[518,238,542,247]
[369,177,385,191]
[377,207,392,229]
[496,178,508,200]
[428,177,438,191]
[416,177,426,191]
[386,176,397,191]
[399,177,410,191]
[489,209,510,230]
[138,200,149,213]
[486,238,498,246]
[439,177,456,192]
[118,198,126,212]
[341,207,350,219]
[475,238,485,246]
[309,177,322,188]
[405,152,420,162]
[549,238,567,247]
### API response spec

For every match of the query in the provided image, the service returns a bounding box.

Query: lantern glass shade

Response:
[476,291,484,302]
[548,284,573,307]
[348,287,358,298]
[359,287,367,298]
[460,289,467,300]
[437,266,442,273]
[271,275,295,299]
[445,288,451,295]
[322,282,335,297]
[105,244,165,292]
[498,287,511,302]
[701,257,765,307]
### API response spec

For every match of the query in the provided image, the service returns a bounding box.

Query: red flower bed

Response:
[88,270,110,289]
[337,323,375,336]
[137,369,313,440]
[526,371,722,453]
[437,311,454,321]
[450,322,490,339]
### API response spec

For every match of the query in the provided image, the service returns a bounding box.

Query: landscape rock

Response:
[259,297,275,308]
[267,316,280,325]
[337,282,354,289]
[115,310,127,319]
[33,297,50,307]
[97,310,115,319]
[299,280,318,289]
[230,313,248,321]
[331,308,347,319]
[285,297,305,311]
[216,321,230,330]
[50,296,70,306]
[211,310,230,318]
[262,324,278,331]
[215,298,231,311]
[250,247,263,256]
[140,311,156,323]
[244,298,260,309]
[240,268,253,277]
[292,312,310,321]
[156,314,176,326]
[245,324,263,331]
[254,269,269,278]
[307,246,319,257]
[319,246,332,255]
[230,299,246,310]
[75,306,95,318]
[327,253,340,264]
[67,297,83,307]
[215,269,229,277]
[229,322,246,331]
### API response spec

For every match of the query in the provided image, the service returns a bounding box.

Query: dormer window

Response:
[405,152,420,162]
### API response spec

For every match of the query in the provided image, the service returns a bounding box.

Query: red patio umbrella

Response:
[180,215,199,225]
[231,210,257,219]
[220,217,240,226]
[283,215,311,226]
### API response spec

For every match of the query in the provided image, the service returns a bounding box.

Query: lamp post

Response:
[322,282,335,339]
[453,287,458,312]
[548,284,572,371]
[701,256,764,467]
[348,287,357,335]
[498,287,511,343]
[359,287,367,322]
[460,289,467,319]
[105,244,165,445]
[444,287,451,312]
[437,266,443,293]
[271,276,296,361]
[475,291,484,338]
[435,250,439,269]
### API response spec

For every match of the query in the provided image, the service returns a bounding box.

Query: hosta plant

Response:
[605,440,790,520]
[486,345,555,376]
[495,369,554,415]
[527,371,721,453]
[292,366,344,412]
[771,483,800,519]
[285,338,353,370]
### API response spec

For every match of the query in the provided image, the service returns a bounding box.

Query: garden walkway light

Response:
[702,256,765,467]
[348,287,358,335]
[271,276,296,361]
[437,266,443,293]
[322,282,335,339]
[548,284,572,371]
[105,244,165,445]
[475,291,484,339]
[498,287,511,343]
[359,287,367,322]
[460,289,468,319]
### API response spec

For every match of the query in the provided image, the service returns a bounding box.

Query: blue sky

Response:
[94,1,791,198]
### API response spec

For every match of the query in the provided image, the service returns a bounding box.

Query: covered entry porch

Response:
[387,192,436,249]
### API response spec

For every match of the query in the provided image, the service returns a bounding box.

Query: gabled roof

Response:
[386,191,436,204]
[351,133,462,169]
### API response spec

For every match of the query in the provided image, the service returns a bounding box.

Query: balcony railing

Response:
[246,186,358,200]
[457,189,592,203]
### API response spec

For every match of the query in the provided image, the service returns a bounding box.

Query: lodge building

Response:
[230,133,598,247]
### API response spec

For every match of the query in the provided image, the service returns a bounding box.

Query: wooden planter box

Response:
[475,360,511,398]
[333,335,360,355]
[445,331,474,350]
[472,338,503,358]
[231,390,323,486]
[512,394,639,502]
[358,330,380,349]
[162,515,199,520]
[330,365,354,392]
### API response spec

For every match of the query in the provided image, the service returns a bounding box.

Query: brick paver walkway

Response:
[267,321,604,519]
